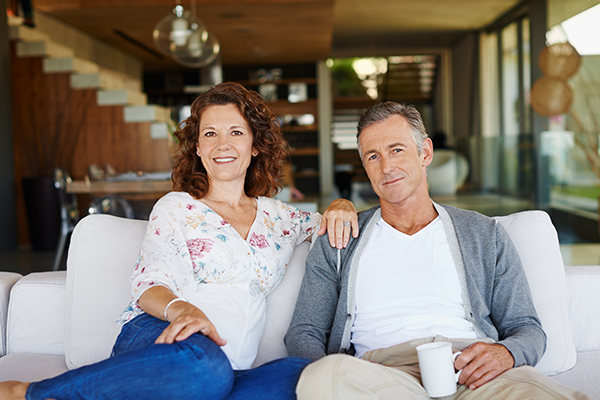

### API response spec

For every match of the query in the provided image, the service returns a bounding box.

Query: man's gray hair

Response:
[357,102,428,158]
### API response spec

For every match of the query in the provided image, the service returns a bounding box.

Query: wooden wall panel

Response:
[10,44,171,245]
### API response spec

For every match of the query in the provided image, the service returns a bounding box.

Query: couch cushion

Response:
[6,272,66,356]
[0,353,68,382]
[494,211,576,376]
[64,214,147,369]
[0,272,21,356]
[564,266,600,352]
[252,241,310,367]
[551,350,600,399]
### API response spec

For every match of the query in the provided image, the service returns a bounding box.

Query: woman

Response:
[0,82,358,400]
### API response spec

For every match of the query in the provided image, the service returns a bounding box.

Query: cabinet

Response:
[230,66,321,197]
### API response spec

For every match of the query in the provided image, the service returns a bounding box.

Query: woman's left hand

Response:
[318,199,359,249]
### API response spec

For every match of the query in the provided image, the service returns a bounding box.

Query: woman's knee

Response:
[159,338,234,399]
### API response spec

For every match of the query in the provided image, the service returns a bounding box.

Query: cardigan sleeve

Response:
[490,222,547,367]
[284,233,341,360]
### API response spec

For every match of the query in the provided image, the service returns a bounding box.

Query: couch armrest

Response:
[565,265,600,352]
[0,272,23,356]
[6,271,66,356]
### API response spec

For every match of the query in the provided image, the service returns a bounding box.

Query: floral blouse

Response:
[118,191,321,369]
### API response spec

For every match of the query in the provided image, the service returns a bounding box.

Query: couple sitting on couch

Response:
[0,83,591,400]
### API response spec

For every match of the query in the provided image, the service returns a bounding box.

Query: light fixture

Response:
[172,31,220,68]
[152,1,221,68]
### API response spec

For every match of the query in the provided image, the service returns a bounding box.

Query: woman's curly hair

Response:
[171,82,288,199]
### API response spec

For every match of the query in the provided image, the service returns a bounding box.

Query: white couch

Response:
[0,212,599,398]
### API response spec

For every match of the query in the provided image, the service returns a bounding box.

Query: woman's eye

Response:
[204,131,216,137]
[232,130,243,136]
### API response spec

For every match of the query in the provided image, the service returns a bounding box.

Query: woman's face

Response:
[197,104,256,187]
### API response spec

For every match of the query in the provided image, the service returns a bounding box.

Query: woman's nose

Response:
[216,134,231,150]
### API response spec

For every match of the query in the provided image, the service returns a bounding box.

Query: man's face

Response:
[359,114,433,205]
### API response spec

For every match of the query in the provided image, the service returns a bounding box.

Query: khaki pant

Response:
[297,337,592,400]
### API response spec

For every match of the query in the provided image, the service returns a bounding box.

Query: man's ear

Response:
[421,138,434,167]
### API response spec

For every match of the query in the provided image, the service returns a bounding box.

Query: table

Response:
[66,180,172,195]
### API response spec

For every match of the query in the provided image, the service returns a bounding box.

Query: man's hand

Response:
[454,342,514,390]
[318,198,359,249]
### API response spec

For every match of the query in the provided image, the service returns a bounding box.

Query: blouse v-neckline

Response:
[193,195,261,242]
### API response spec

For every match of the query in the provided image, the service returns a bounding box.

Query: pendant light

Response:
[152,1,220,68]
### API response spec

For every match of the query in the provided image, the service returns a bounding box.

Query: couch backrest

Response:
[64,214,311,370]
[65,211,576,376]
[65,215,147,369]
[493,211,576,375]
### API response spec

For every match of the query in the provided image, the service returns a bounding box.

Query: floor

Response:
[2,192,600,276]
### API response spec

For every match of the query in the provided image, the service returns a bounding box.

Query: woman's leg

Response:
[227,357,311,400]
[25,314,234,400]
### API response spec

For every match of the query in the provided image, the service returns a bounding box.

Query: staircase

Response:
[9,23,173,145]
[8,20,174,246]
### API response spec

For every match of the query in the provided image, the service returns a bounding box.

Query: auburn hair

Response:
[171,82,288,199]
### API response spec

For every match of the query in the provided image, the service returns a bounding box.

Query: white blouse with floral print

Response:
[118,191,321,369]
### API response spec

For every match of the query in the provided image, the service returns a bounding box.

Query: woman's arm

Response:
[318,198,359,249]
[138,286,227,346]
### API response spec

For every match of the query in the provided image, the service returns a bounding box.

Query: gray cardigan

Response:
[285,203,547,368]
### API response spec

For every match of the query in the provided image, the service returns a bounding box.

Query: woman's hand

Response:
[319,198,359,249]
[138,286,227,346]
[155,301,227,346]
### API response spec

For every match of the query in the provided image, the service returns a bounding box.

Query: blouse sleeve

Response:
[277,200,322,248]
[130,197,196,304]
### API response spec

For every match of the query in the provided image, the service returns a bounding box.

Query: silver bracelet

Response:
[164,298,188,322]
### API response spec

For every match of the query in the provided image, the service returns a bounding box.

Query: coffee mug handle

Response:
[452,351,462,383]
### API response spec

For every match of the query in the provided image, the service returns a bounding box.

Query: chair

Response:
[53,168,80,272]
[427,149,469,196]
[52,168,136,271]
[88,196,134,219]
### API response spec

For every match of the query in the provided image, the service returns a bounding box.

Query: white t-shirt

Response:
[119,192,321,369]
[351,216,476,358]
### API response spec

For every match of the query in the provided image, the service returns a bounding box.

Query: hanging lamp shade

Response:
[531,76,573,116]
[172,31,220,68]
[152,5,208,57]
[539,42,581,79]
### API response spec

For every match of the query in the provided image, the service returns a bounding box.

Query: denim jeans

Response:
[26,313,310,400]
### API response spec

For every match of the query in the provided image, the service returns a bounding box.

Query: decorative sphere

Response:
[153,6,207,57]
[172,32,220,68]
[531,76,573,116]
[539,42,581,79]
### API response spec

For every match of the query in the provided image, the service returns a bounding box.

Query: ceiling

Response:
[33,0,520,72]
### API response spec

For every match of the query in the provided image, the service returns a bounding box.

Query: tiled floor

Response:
[2,192,600,276]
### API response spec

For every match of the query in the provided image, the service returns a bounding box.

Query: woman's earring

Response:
[252,152,258,157]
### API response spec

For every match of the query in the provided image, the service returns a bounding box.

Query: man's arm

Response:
[285,233,342,360]
[456,221,546,389]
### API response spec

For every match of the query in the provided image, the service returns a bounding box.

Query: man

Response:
[284,102,590,399]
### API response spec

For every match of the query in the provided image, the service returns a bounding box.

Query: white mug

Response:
[416,342,462,397]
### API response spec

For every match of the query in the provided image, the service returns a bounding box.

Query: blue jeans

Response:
[26,313,311,400]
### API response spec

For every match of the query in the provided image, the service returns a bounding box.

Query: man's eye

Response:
[368,154,378,161]
[393,148,402,153]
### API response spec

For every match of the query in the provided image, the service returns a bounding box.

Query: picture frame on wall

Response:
[259,83,278,102]
[288,82,308,103]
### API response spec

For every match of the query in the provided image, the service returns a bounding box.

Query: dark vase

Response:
[22,176,61,252]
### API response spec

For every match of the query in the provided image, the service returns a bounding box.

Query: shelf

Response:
[269,99,317,116]
[294,170,320,178]
[281,124,318,133]
[290,147,320,156]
